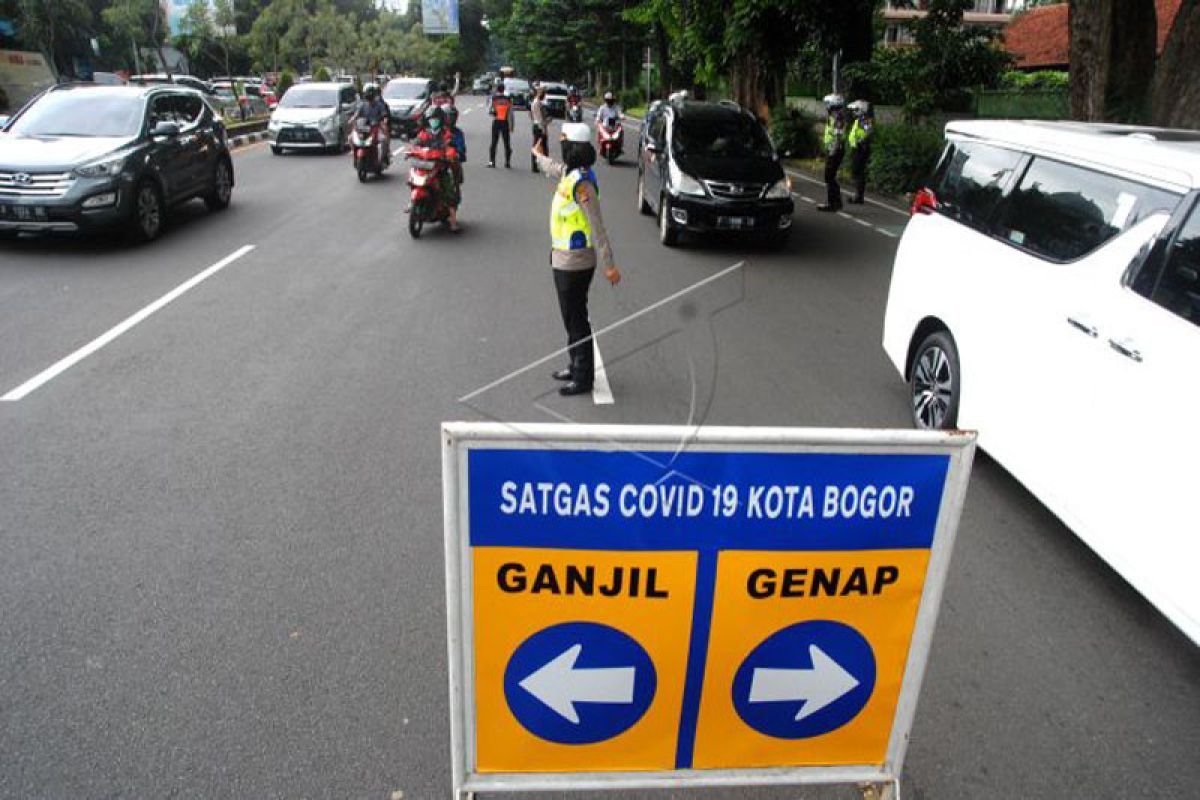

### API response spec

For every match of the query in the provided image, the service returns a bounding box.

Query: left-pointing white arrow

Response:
[519,644,636,724]
[748,644,860,721]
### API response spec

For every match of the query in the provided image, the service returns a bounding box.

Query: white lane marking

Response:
[855,217,873,227]
[592,338,614,405]
[463,107,473,115]
[786,169,909,218]
[1,245,256,402]
[876,227,899,238]
[837,211,853,220]
[798,195,815,204]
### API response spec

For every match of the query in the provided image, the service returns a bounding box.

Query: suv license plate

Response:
[718,216,754,229]
[3,205,47,221]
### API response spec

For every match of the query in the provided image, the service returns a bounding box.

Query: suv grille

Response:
[0,171,75,198]
[704,180,765,201]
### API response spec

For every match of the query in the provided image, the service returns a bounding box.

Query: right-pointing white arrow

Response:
[748,644,861,721]
[519,644,637,724]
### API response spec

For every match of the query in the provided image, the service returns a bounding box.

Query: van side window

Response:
[994,158,1180,262]
[1150,204,1200,327]
[932,141,1022,231]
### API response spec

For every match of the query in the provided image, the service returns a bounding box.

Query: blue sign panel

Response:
[732,620,876,739]
[469,449,950,552]
[504,622,658,745]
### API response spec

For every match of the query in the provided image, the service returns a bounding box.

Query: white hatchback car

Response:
[883,120,1200,643]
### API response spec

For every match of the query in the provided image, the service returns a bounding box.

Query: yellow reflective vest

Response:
[550,167,599,251]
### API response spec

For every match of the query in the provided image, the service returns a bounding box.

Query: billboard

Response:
[422,0,460,35]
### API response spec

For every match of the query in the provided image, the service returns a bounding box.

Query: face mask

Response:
[430,119,442,130]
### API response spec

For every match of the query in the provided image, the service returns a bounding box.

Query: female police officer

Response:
[532,123,621,396]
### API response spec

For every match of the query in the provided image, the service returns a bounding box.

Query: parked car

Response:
[471,74,494,94]
[0,83,234,242]
[506,78,532,110]
[883,119,1200,643]
[540,81,569,118]
[637,97,793,247]
[383,77,435,138]
[267,82,357,154]
[212,82,270,119]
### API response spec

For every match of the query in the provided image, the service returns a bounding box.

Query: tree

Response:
[177,0,240,78]
[103,0,171,76]
[1148,0,1199,128]
[1067,0,1156,122]
[13,0,94,76]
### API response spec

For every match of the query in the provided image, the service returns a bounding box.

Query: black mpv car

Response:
[0,84,234,242]
[637,98,794,247]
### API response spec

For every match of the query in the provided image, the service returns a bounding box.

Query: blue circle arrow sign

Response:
[504,622,657,744]
[732,620,876,739]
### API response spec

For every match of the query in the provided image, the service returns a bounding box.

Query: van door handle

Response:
[1066,317,1098,338]
[1108,337,1144,363]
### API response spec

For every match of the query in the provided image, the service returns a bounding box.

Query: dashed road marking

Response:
[855,218,873,227]
[786,169,909,218]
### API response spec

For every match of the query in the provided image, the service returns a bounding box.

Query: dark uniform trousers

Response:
[553,267,595,387]
[825,146,845,209]
[490,121,512,165]
[531,124,546,172]
[850,144,870,202]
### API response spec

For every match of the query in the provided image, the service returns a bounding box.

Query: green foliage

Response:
[277,69,295,96]
[867,123,945,195]
[1000,70,1069,91]
[313,65,331,81]
[842,47,920,108]
[618,88,643,109]
[769,106,821,159]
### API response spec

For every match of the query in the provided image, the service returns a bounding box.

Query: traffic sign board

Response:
[442,423,976,798]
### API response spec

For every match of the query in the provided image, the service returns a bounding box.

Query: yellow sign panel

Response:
[692,549,930,769]
[472,546,697,772]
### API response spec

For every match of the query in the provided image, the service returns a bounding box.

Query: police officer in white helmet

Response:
[532,122,622,396]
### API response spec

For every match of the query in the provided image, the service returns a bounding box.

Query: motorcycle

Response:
[566,98,583,123]
[597,116,624,165]
[351,118,387,182]
[405,144,458,238]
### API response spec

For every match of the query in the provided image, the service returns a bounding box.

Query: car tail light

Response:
[910,187,937,216]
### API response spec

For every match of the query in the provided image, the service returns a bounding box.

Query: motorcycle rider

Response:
[531,123,622,396]
[595,91,621,128]
[846,99,875,205]
[818,93,847,212]
[414,105,461,232]
[446,104,466,189]
[487,78,514,168]
[566,84,583,122]
[349,82,391,166]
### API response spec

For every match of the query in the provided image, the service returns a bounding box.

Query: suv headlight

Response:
[764,178,792,199]
[669,161,706,196]
[268,117,283,130]
[75,154,127,178]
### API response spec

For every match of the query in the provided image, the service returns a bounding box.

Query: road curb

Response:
[229,131,269,150]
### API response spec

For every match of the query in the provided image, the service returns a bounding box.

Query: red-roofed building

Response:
[1004,0,1183,70]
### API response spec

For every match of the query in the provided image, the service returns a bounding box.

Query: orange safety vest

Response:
[493,96,512,122]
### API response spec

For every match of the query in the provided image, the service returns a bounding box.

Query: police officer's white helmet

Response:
[603,91,615,102]
[823,93,845,110]
[848,99,871,116]
[561,122,591,143]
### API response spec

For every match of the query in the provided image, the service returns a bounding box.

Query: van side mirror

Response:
[644,141,659,154]
[151,120,180,138]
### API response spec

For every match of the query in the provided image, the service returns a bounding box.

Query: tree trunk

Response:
[731,52,776,124]
[1068,0,1155,122]
[1149,0,1200,128]
[654,22,671,95]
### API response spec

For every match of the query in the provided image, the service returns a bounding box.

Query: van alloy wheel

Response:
[910,331,959,430]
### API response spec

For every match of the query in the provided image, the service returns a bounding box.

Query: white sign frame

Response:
[441,422,976,798]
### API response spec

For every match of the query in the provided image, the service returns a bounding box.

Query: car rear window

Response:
[993,157,1181,262]
[931,140,1023,231]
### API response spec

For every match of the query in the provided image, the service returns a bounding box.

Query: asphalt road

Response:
[1,99,1197,800]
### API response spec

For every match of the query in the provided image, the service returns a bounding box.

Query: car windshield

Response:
[385,82,428,100]
[544,85,568,95]
[279,88,338,108]
[8,91,144,137]
[673,114,775,160]
[508,80,531,92]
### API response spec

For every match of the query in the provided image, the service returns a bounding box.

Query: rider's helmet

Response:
[363,82,379,100]
[822,93,845,112]
[603,91,615,104]
[568,85,578,96]
[494,78,505,92]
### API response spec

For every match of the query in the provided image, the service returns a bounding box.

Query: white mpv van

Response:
[883,120,1200,644]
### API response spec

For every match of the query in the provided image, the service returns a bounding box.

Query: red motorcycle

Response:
[597,116,624,165]
[351,119,387,182]
[405,144,458,238]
